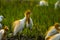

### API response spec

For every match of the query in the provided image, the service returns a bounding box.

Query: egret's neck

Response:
[22,17,26,22]
[23,16,30,24]
[25,17,30,24]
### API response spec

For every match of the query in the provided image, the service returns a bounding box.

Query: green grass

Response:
[0,0,60,40]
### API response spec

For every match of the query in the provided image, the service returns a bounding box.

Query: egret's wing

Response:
[0,29,4,40]
[13,20,20,36]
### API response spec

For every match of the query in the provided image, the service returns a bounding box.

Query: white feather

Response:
[45,26,59,40]
[49,33,60,40]
[26,18,33,29]
[0,29,4,40]
[0,23,2,29]
[55,1,60,9]
[0,15,3,22]
[13,17,33,36]
[13,17,26,36]
[39,0,48,6]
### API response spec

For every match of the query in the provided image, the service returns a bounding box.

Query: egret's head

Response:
[54,23,60,31]
[4,26,9,31]
[24,10,31,19]
[0,15,4,22]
